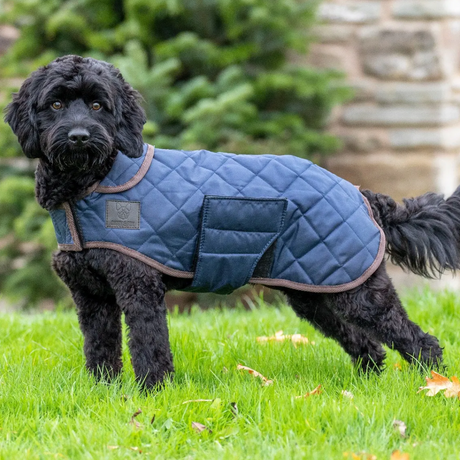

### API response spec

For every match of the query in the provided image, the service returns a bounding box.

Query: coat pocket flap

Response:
[191,196,287,294]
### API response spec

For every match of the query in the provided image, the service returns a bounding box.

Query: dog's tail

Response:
[362,187,460,278]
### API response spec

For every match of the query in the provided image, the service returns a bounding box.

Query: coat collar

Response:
[86,144,154,195]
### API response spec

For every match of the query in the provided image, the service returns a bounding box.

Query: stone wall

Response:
[310,0,460,199]
[310,0,460,288]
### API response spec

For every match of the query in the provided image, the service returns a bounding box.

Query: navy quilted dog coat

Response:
[49,144,385,294]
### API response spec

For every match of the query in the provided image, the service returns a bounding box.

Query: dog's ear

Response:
[4,74,43,159]
[114,81,146,158]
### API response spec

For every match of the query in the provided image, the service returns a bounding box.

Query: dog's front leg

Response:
[122,288,173,389]
[73,289,123,381]
[53,252,123,381]
[103,254,174,389]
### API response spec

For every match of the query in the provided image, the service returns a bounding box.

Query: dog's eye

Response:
[51,101,63,110]
[91,102,102,111]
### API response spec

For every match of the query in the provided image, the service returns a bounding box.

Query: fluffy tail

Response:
[362,187,460,278]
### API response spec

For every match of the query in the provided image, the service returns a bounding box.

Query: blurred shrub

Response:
[0,0,350,306]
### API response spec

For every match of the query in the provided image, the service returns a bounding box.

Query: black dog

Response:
[6,55,460,389]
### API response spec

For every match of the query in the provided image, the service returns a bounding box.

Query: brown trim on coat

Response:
[83,241,194,278]
[95,144,155,194]
[58,202,83,251]
[84,181,100,197]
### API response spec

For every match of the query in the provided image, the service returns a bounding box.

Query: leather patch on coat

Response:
[106,200,140,229]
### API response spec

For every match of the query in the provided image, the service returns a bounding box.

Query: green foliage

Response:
[0,176,68,305]
[0,0,350,306]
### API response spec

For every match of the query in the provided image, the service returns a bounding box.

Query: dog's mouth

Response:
[59,143,113,172]
[60,145,102,171]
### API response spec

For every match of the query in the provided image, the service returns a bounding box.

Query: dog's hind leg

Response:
[53,252,123,381]
[285,290,386,372]
[331,263,443,368]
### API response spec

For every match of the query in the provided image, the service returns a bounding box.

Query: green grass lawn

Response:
[0,289,460,460]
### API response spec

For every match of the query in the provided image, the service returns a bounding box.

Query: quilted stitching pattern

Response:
[71,145,383,291]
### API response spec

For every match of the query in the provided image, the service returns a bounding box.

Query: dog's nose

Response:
[68,128,90,146]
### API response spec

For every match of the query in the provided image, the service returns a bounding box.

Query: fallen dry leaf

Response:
[295,384,322,399]
[393,419,407,438]
[418,371,460,398]
[343,451,376,460]
[129,409,143,428]
[237,364,273,386]
[107,446,119,450]
[192,421,212,433]
[391,450,410,460]
[257,330,314,347]
[290,333,314,346]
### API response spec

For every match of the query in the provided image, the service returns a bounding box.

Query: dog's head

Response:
[5,55,146,171]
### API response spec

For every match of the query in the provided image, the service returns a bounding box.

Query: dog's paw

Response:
[138,369,174,392]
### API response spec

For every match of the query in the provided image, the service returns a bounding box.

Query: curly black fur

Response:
[6,55,460,389]
[362,189,460,278]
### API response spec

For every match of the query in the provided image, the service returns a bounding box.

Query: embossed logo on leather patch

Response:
[106,200,140,229]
